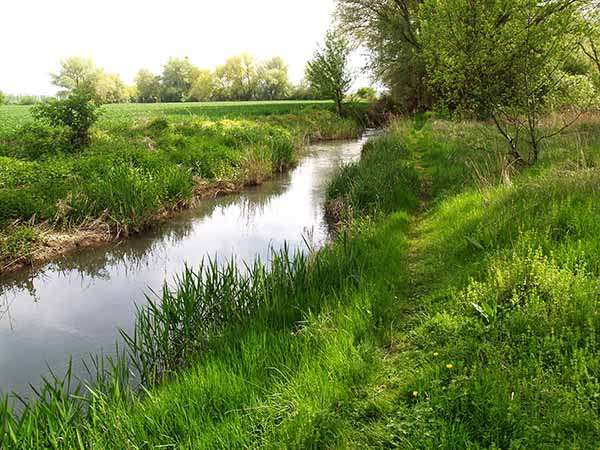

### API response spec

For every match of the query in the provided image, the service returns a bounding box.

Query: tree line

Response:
[336,0,600,164]
[44,54,320,105]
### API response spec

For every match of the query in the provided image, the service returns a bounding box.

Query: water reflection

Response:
[0,136,370,397]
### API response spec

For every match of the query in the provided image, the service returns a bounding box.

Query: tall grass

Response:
[0,107,364,269]
[5,116,598,448]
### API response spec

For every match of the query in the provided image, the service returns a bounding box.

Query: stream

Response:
[0,133,373,398]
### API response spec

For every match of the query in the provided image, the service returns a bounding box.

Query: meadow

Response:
[0,101,366,272]
[3,115,600,448]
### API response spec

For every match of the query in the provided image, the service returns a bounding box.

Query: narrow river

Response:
[0,133,372,398]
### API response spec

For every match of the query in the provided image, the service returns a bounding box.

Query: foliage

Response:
[31,92,101,149]
[306,30,353,115]
[215,53,258,101]
[336,0,429,113]
[420,0,598,163]
[96,72,129,104]
[134,69,161,103]
[0,91,4,106]
[160,57,200,102]
[51,56,102,97]
[188,69,216,102]
[354,86,377,101]
[256,57,290,100]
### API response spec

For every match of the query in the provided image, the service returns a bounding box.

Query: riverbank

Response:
[0,105,366,274]
[4,116,600,448]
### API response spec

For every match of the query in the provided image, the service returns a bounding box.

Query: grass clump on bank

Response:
[4,115,600,448]
[0,103,365,271]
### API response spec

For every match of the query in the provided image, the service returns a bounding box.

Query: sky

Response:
[0,0,370,96]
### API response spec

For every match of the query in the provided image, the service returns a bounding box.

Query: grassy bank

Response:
[3,116,600,448]
[0,102,365,272]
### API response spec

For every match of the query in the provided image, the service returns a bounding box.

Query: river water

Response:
[0,133,371,397]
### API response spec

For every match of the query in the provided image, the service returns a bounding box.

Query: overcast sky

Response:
[0,0,370,96]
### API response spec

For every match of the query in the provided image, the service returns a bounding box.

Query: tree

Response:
[189,70,216,102]
[336,0,429,113]
[161,57,200,102]
[256,57,290,100]
[306,30,353,115]
[0,91,5,106]
[96,72,129,104]
[215,54,258,100]
[51,57,102,97]
[420,0,598,164]
[355,87,377,101]
[135,69,161,103]
[581,8,600,77]
[32,93,101,149]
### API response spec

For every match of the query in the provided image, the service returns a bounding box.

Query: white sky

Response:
[0,0,370,96]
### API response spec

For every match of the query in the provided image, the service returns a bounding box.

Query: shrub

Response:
[0,122,71,159]
[32,93,101,149]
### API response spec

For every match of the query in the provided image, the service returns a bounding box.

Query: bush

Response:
[32,93,101,149]
[0,122,71,159]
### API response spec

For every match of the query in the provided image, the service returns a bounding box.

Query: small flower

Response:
[412,391,419,397]
[446,363,454,369]
[433,352,439,357]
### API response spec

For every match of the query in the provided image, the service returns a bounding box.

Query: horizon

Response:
[0,0,370,97]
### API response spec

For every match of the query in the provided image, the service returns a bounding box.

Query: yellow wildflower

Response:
[412,391,419,397]
[433,352,439,357]
[446,363,454,369]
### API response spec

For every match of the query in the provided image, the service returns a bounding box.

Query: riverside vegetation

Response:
[2,114,600,448]
[0,101,367,272]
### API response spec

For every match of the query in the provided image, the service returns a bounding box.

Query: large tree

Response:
[420,0,597,164]
[135,69,161,103]
[305,30,353,115]
[96,72,129,104]
[336,0,428,112]
[160,57,199,102]
[256,57,290,100]
[51,57,102,97]
[189,69,216,102]
[215,54,258,101]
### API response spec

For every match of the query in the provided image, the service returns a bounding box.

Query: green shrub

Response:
[32,93,101,149]
[0,122,71,159]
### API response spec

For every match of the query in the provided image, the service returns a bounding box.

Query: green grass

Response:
[0,101,365,267]
[4,115,600,448]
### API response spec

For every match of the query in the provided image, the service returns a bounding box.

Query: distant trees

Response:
[134,54,303,103]
[134,70,161,103]
[305,30,353,115]
[160,57,200,102]
[0,91,5,106]
[355,87,377,101]
[51,53,344,105]
[51,57,130,104]
[189,70,216,102]
[256,57,290,100]
[51,57,102,97]
[215,54,258,101]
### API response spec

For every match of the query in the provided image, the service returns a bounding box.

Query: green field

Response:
[0,101,366,271]
[0,101,339,132]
